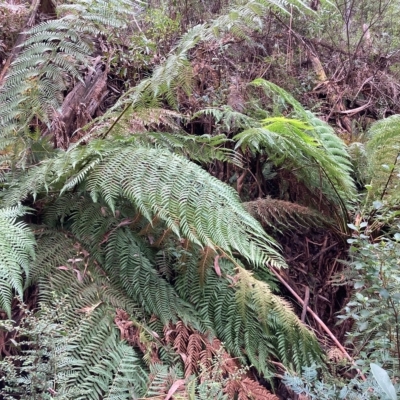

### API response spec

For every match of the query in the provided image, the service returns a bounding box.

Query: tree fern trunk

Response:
[47,57,109,148]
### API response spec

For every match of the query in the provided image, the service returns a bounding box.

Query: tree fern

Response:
[0,1,339,395]
[11,165,321,379]
[0,0,140,165]
[234,116,354,208]
[250,78,355,201]
[252,79,353,173]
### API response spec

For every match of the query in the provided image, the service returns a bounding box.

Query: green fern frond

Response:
[235,267,321,371]
[6,140,285,268]
[365,115,400,204]
[105,228,197,324]
[143,364,184,399]
[126,132,238,165]
[88,342,147,399]
[32,228,142,315]
[172,254,321,374]
[234,117,355,209]
[0,0,139,165]
[252,78,308,117]
[252,79,353,175]
[193,106,258,132]
[0,205,35,317]
[348,142,368,187]
[84,145,283,267]
[305,111,353,176]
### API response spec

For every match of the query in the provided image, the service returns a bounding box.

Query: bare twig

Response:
[301,286,310,323]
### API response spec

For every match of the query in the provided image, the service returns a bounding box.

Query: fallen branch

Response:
[270,266,366,380]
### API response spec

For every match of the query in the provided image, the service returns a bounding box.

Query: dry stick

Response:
[270,266,366,380]
[301,286,310,323]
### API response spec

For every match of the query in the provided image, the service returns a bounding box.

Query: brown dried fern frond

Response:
[164,322,205,377]
[163,321,278,399]
[244,197,328,234]
[114,309,160,364]
[225,377,279,400]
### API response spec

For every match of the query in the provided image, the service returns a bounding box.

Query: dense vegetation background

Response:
[0,0,400,398]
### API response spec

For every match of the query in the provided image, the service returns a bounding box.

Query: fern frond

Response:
[173,255,322,374]
[33,228,143,317]
[79,332,148,400]
[251,79,354,184]
[105,227,197,324]
[86,145,282,266]
[252,78,308,117]
[348,142,368,187]
[6,140,285,268]
[235,118,354,206]
[244,197,329,233]
[144,364,184,399]
[366,115,400,204]
[193,106,259,133]
[0,205,35,317]
[0,0,140,165]
[128,132,238,165]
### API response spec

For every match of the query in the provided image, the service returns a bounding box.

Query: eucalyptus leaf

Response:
[370,363,397,400]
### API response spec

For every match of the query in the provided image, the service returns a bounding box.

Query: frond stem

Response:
[379,151,400,201]
[99,103,132,139]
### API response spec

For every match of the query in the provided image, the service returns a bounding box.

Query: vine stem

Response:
[270,266,366,380]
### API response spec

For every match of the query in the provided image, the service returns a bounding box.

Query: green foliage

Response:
[113,6,181,75]
[283,364,399,399]
[71,311,148,400]
[234,114,354,220]
[371,363,398,400]
[5,138,284,268]
[349,142,369,187]
[0,299,149,400]
[0,206,35,317]
[0,0,139,166]
[110,0,311,112]
[0,0,374,397]
[0,300,87,399]
[172,254,321,374]
[249,78,355,203]
[338,222,400,376]
[365,115,400,205]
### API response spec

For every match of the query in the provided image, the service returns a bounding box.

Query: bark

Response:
[49,57,109,148]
